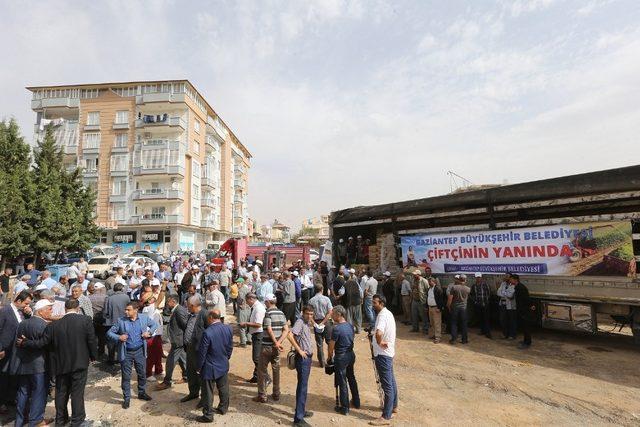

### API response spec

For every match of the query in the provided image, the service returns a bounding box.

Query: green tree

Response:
[61,167,99,251]
[0,119,36,269]
[31,125,68,259]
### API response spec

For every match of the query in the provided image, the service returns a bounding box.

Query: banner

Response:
[400,221,634,276]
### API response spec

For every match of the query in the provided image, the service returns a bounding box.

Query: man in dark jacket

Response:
[196,309,233,423]
[156,295,188,390]
[18,299,97,426]
[181,295,208,406]
[342,271,362,334]
[511,274,534,349]
[13,299,53,427]
[470,273,492,339]
[0,290,33,413]
[426,278,445,343]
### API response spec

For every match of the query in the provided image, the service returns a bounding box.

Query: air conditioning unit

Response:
[144,132,152,138]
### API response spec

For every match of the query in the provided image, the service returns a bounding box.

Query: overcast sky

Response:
[1,0,639,232]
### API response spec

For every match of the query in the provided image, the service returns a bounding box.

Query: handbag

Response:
[287,347,297,370]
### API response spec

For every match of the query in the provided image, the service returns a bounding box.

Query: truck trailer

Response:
[329,165,640,342]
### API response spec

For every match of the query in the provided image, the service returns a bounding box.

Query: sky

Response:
[1,0,639,232]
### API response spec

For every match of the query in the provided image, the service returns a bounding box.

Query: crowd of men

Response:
[0,250,533,427]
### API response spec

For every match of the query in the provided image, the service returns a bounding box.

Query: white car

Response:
[87,255,117,279]
[121,256,159,272]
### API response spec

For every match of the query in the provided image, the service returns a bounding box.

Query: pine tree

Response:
[0,119,36,270]
[61,167,99,251]
[31,125,68,258]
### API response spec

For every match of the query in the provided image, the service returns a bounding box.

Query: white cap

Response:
[413,269,422,276]
[384,271,391,277]
[94,282,105,289]
[265,293,276,302]
[256,260,263,264]
[474,272,482,278]
[34,299,54,311]
[357,235,362,238]
[349,268,355,274]
[35,284,47,292]
[87,273,94,279]
[461,274,467,279]
[292,271,299,277]
[272,267,279,272]
[339,239,344,243]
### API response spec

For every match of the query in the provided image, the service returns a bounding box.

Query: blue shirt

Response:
[331,322,355,354]
[25,269,41,286]
[294,278,302,299]
[41,277,58,290]
[125,317,144,350]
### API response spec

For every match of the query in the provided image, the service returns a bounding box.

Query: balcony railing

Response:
[132,165,185,176]
[132,189,184,201]
[135,116,186,130]
[201,176,218,188]
[234,179,245,189]
[201,219,217,229]
[130,214,183,224]
[201,198,216,208]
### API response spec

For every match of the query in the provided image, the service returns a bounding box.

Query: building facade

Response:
[301,215,330,240]
[28,80,251,252]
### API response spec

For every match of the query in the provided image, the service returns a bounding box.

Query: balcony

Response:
[82,143,100,155]
[110,168,128,178]
[135,139,185,152]
[132,188,184,201]
[136,92,186,104]
[109,193,127,203]
[111,144,129,154]
[201,219,217,229]
[135,115,186,131]
[31,97,80,110]
[83,124,100,131]
[112,122,129,130]
[83,169,98,179]
[234,164,246,174]
[132,165,185,177]
[130,213,183,224]
[201,176,218,188]
[63,145,79,155]
[234,179,245,189]
[201,198,215,209]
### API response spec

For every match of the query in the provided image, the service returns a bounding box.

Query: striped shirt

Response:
[261,307,287,346]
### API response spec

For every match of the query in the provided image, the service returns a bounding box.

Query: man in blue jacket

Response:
[196,309,233,423]
[107,301,158,408]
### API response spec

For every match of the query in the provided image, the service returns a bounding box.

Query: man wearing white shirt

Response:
[362,273,379,327]
[67,263,80,284]
[370,295,398,425]
[240,293,267,384]
[225,257,234,270]
[39,270,57,290]
[77,257,89,274]
[128,268,144,297]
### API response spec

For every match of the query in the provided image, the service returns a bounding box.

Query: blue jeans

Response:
[363,298,376,325]
[294,354,312,423]
[450,305,468,342]
[121,347,146,400]
[374,355,398,420]
[334,351,360,410]
[16,373,48,427]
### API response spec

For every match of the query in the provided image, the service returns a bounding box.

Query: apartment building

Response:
[27,80,251,252]
[301,215,330,240]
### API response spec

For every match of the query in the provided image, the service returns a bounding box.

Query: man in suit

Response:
[103,283,130,364]
[107,301,158,409]
[17,299,96,427]
[181,295,208,405]
[196,309,233,423]
[156,295,188,390]
[0,290,33,414]
[13,299,54,427]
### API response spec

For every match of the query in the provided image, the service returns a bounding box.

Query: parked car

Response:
[130,250,164,263]
[310,249,319,263]
[90,245,116,258]
[87,255,116,279]
[121,256,159,272]
[61,251,90,264]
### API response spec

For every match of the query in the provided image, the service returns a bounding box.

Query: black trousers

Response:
[518,313,532,345]
[283,302,296,325]
[186,345,201,398]
[201,374,230,421]
[301,288,312,305]
[250,332,263,380]
[0,371,17,405]
[474,303,491,336]
[55,369,88,427]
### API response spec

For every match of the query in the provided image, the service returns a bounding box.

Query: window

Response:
[192,183,200,200]
[194,120,201,134]
[87,112,100,126]
[193,139,200,153]
[110,155,128,172]
[192,207,200,222]
[111,204,126,221]
[115,111,128,124]
[114,133,128,147]
[85,158,98,171]
[111,179,126,195]
[140,149,166,169]
[192,160,200,178]
[152,207,165,215]
[83,132,101,149]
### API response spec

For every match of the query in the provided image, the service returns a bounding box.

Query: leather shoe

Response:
[122,399,130,409]
[195,415,213,423]
[304,411,314,418]
[334,406,349,415]
[293,420,311,427]
[138,393,152,401]
[213,408,226,415]
[155,382,171,391]
[180,394,198,403]
[246,377,258,384]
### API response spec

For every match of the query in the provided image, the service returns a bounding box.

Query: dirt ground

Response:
[19,312,640,426]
